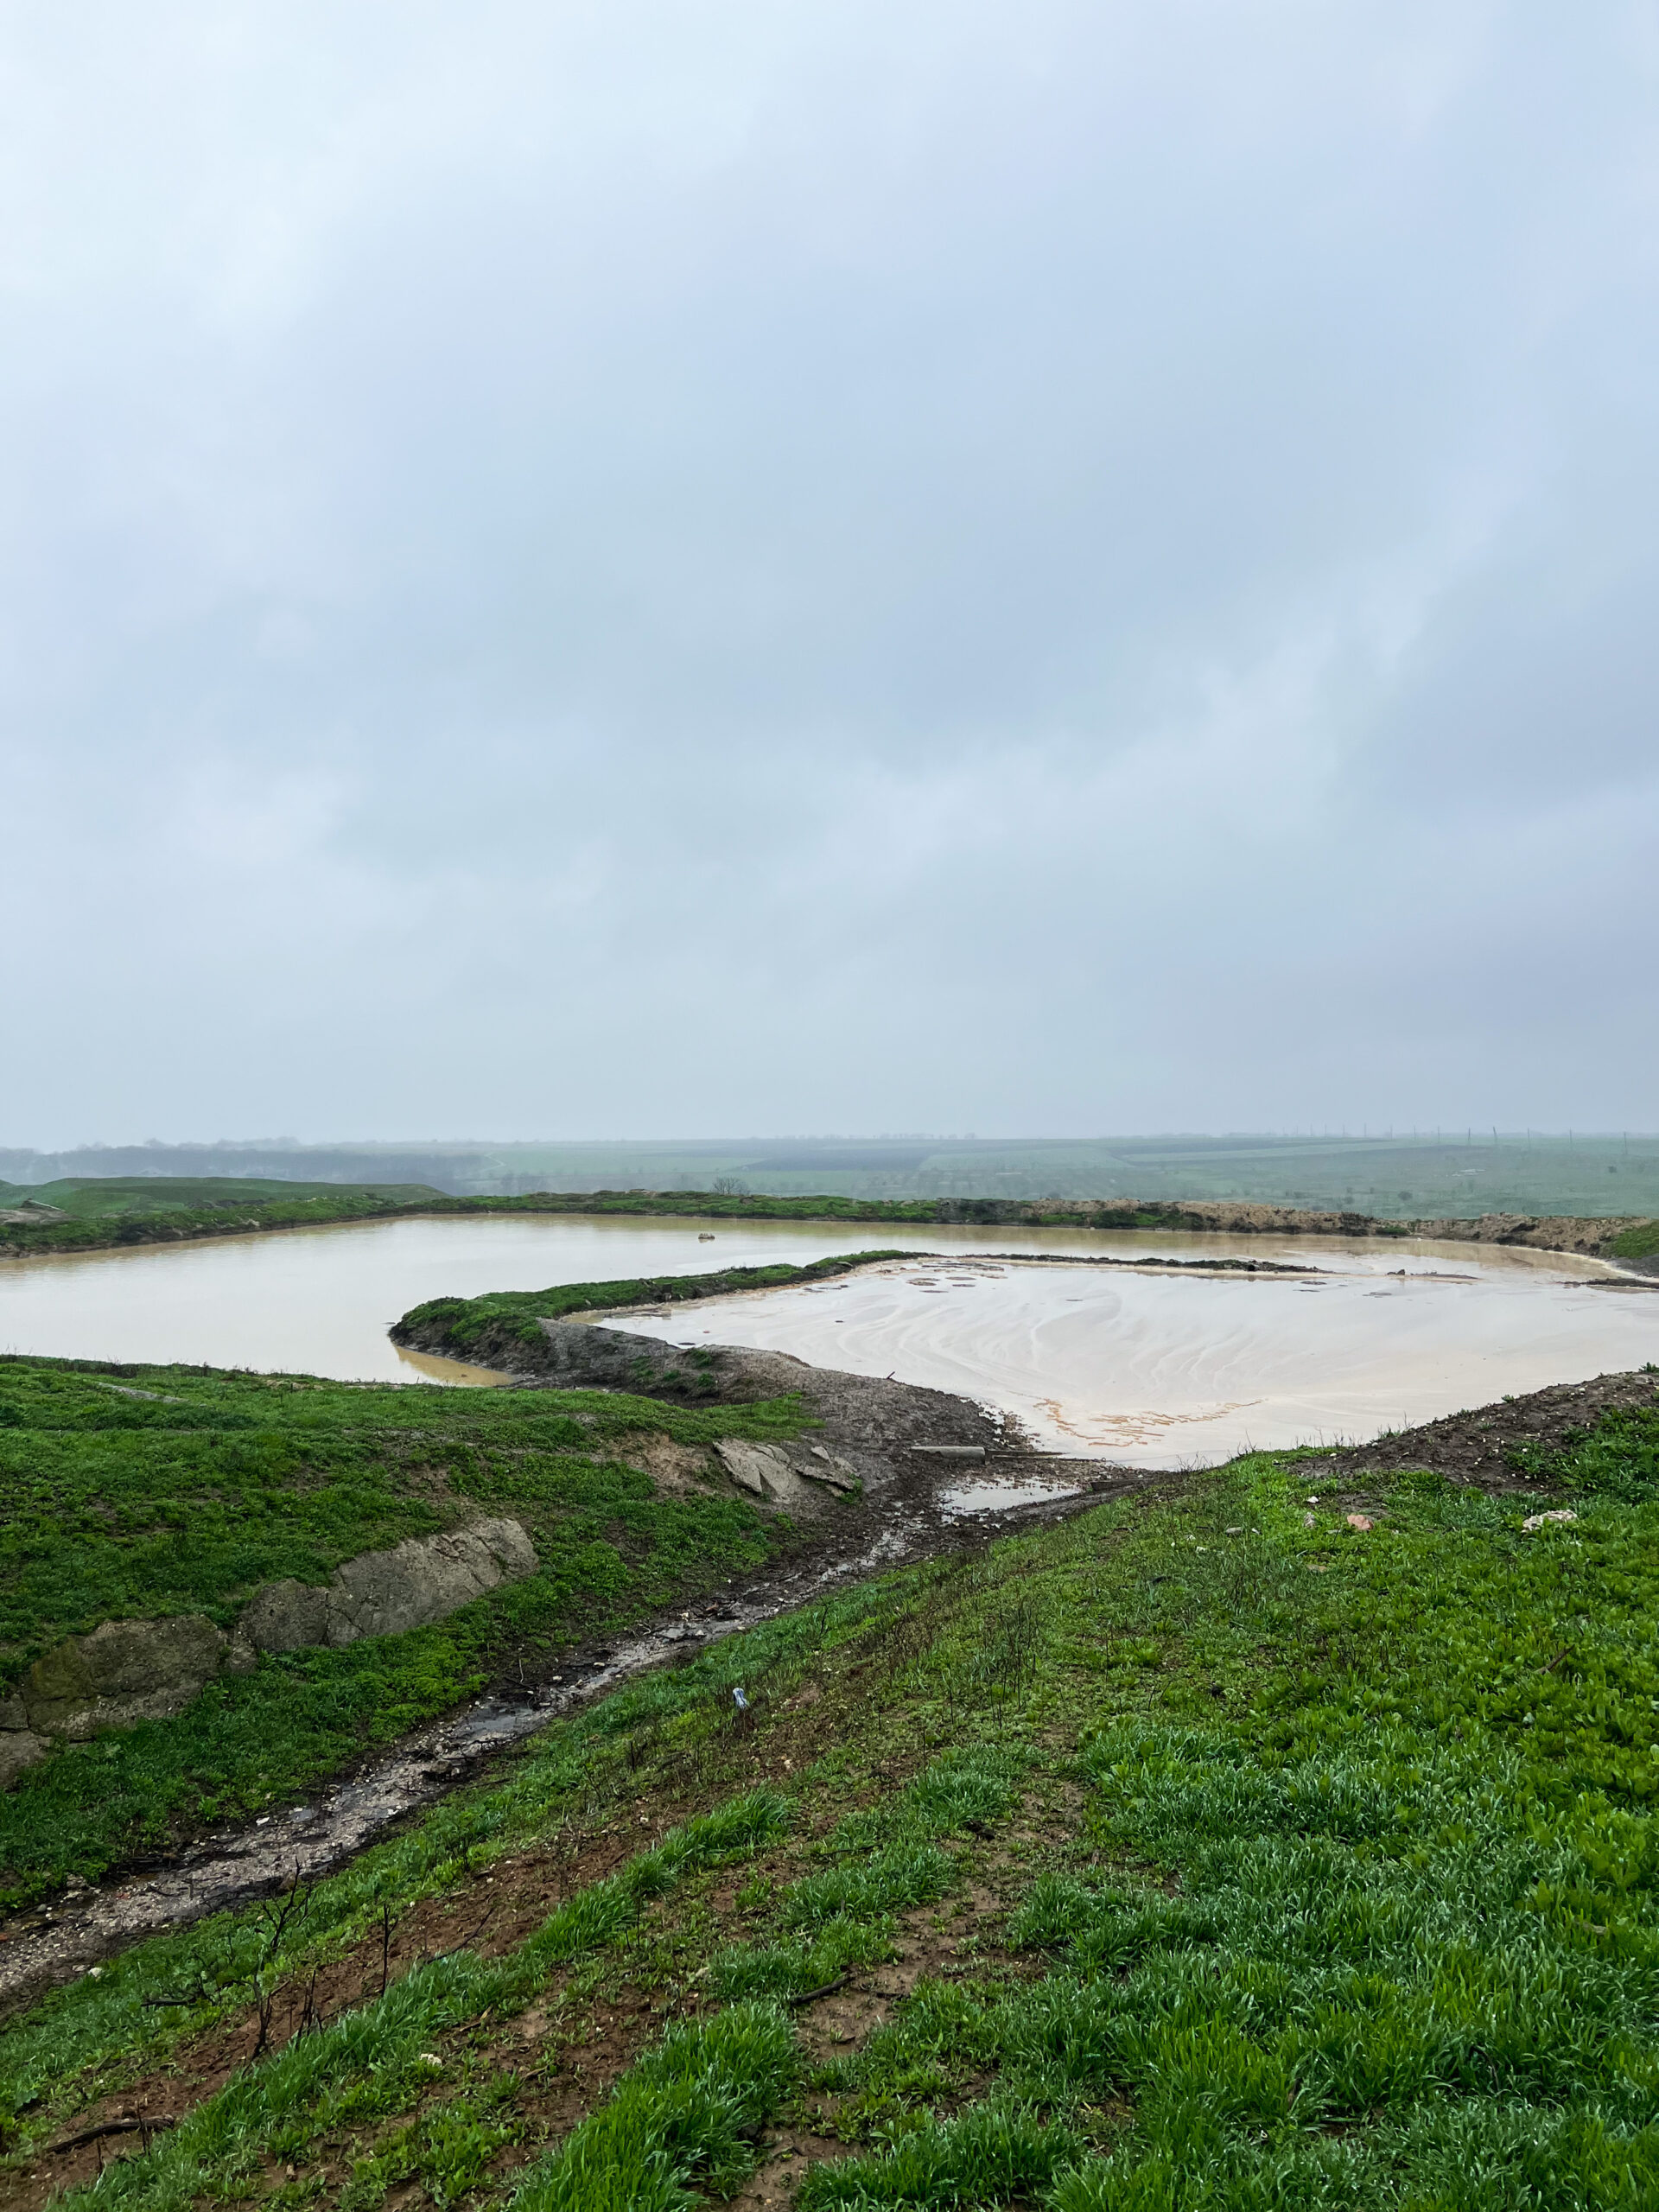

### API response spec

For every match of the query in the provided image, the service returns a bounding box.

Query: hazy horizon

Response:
[8,1129,1658,1221]
[5,4,1656,1141]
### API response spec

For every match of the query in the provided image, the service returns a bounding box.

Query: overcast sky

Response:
[4,2,1656,1144]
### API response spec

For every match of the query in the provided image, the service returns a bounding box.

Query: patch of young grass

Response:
[340,2074,524,2212]
[1504,1400,1659,1502]
[794,2104,1084,2210]
[782,1412,1659,2209]
[709,1913,895,2003]
[51,1794,791,2210]
[508,2002,798,2212]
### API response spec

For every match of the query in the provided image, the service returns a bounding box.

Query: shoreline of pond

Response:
[4,1185,1655,1272]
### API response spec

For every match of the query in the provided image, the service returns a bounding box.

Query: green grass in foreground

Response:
[0,1357,807,1903]
[6,1391,1659,2208]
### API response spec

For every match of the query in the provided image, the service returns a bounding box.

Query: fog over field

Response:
[3,3,1656,1139]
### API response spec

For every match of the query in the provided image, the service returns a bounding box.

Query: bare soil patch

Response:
[1320,1366,1659,1492]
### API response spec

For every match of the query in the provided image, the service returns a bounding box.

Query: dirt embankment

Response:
[974,1196,1652,1263]
[1403,1212,1652,1262]
[394,1312,1015,1460]
[1317,1366,1659,1492]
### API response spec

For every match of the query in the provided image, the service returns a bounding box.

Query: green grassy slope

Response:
[0,1179,445,1255]
[0,1178,445,1221]
[0,1357,807,1904]
[6,1387,1659,2207]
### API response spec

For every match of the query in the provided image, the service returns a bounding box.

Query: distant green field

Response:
[0,1176,442,1221]
[7,1133,1658,1217]
[466,1130,1656,1218]
[3,1169,1655,1272]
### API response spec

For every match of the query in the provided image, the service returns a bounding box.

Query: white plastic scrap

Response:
[1522,1509,1579,1533]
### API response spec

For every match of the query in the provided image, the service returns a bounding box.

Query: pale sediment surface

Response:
[609,1241,1659,1465]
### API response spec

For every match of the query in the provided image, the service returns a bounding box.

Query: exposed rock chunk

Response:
[805,1445,861,1492]
[240,1580,334,1654]
[3,1688,51,1783]
[16,1616,228,1742]
[0,1520,539,1787]
[243,1519,537,1653]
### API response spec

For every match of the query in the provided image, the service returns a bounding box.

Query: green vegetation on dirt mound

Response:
[0,1357,807,1905]
[394,1251,917,1361]
[0,1178,445,1222]
[7,1389,1659,2208]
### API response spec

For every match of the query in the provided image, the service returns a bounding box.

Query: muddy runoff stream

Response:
[0,1333,1135,2017]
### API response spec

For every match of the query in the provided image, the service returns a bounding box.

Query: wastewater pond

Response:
[2,1216,1652,1465]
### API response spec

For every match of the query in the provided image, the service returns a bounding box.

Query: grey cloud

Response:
[3,2,1656,1141]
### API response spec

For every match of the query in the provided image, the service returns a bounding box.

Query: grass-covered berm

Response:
[0,1357,810,1906]
[3,1379,1658,2209]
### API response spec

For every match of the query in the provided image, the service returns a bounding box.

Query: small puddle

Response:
[938,1474,1090,1517]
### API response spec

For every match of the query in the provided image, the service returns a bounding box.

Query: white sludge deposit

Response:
[609,1243,1659,1467]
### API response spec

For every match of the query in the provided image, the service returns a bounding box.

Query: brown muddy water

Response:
[0,1216,966,1381]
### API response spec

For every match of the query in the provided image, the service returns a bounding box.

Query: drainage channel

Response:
[0,1464,1131,2016]
[0,1600,768,2014]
